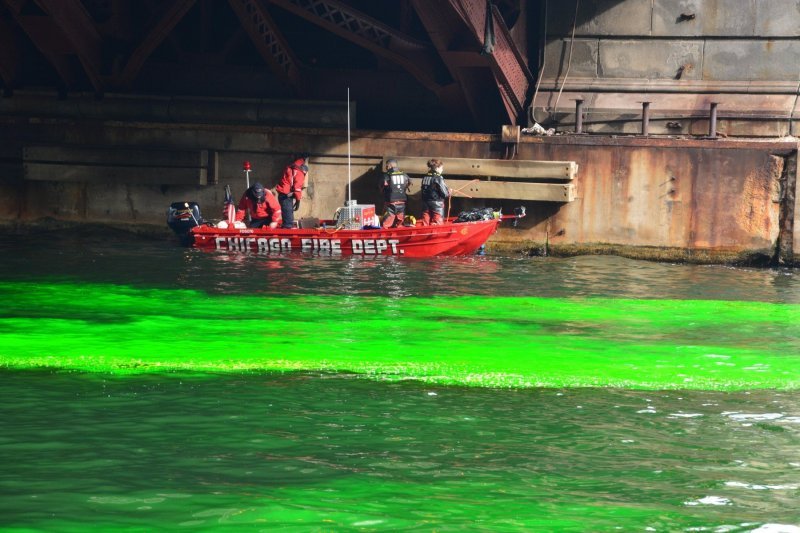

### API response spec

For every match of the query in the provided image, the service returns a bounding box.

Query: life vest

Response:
[383,170,410,202]
[421,172,449,202]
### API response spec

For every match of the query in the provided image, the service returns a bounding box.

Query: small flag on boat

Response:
[224,184,236,224]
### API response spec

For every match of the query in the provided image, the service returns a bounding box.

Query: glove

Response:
[293,199,300,211]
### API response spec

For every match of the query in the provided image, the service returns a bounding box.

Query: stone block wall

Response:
[532,0,800,137]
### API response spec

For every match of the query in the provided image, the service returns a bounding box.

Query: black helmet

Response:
[251,182,266,202]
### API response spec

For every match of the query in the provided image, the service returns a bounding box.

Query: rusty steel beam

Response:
[267,0,442,93]
[412,0,531,126]
[3,0,25,14]
[448,0,531,123]
[34,0,104,93]
[112,0,197,88]
[228,0,303,92]
[2,0,79,89]
[410,0,486,126]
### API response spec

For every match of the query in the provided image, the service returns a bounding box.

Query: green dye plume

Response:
[1,281,799,389]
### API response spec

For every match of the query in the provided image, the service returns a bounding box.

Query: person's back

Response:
[419,159,449,225]
[380,158,411,228]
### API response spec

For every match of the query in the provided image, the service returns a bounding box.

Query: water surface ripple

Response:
[1,231,799,530]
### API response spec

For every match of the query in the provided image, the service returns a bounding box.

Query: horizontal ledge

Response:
[535,78,800,95]
[446,179,576,202]
[387,156,578,180]
[24,145,210,168]
[24,162,208,185]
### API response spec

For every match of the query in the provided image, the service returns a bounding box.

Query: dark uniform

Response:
[420,169,450,225]
[381,161,412,228]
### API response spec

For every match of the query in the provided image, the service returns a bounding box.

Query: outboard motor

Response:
[167,201,203,246]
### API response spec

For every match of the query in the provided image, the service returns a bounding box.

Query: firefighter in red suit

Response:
[275,153,309,229]
[236,182,282,228]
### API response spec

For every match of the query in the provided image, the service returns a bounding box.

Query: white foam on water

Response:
[724,412,784,421]
[725,481,800,490]
[669,412,704,418]
[684,495,731,506]
[750,525,800,533]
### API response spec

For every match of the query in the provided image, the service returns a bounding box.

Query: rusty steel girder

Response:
[112,0,197,89]
[31,0,104,92]
[228,0,304,92]
[445,0,531,121]
[267,0,442,93]
[412,0,531,126]
[2,0,79,89]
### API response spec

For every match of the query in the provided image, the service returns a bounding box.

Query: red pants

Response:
[382,202,406,228]
[420,211,444,225]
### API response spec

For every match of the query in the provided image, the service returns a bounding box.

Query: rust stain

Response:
[736,169,771,235]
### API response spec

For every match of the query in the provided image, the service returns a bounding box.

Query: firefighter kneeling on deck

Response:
[380,158,412,228]
[236,182,282,228]
[420,158,450,225]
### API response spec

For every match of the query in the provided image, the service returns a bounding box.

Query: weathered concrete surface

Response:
[490,136,792,264]
[536,0,800,136]
[0,114,796,265]
[548,0,800,40]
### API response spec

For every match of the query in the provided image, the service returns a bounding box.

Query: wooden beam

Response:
[388,156,578,181]
[445,178,576,202]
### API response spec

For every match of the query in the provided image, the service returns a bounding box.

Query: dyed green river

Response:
[1,230,799,531]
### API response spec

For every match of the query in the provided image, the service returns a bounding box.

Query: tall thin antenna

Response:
[347,87,352,204]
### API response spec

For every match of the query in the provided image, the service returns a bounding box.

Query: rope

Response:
[552,0,579,118]
[530,0,547,120]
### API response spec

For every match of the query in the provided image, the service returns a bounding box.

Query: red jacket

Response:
[236,189,282,224]
[275,158,307,200]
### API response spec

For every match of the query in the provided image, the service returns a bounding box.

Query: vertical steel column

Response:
[709,102,718,138]
[575,99,584,133]
[641,102,650,136]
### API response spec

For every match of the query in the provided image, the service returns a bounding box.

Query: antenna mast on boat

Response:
[347,87,352,205]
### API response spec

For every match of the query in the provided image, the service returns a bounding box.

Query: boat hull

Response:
[188,219,500,257]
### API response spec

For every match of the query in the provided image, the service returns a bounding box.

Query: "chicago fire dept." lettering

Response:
[214,237,402,255]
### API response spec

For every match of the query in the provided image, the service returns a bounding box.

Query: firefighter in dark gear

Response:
[275,153,309,229]
[236,182,282,228]
[380,158,412,228]
[419,158,450,225]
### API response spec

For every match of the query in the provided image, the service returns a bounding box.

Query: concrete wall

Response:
[0,112,796,264]
[500,137,793,263]
[533,0,800,137]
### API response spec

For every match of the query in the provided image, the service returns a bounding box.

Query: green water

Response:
[1,232,799,530]
[2,281,800,389]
